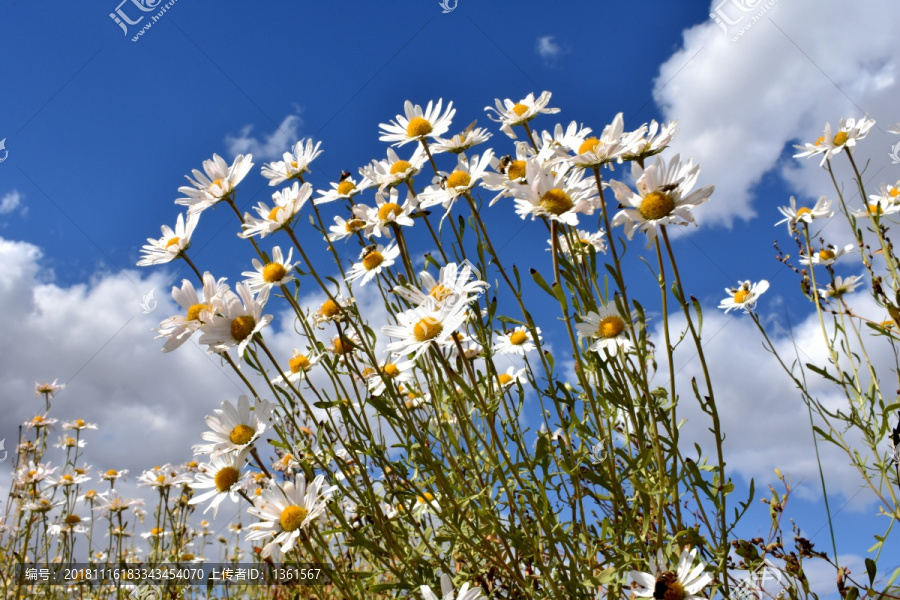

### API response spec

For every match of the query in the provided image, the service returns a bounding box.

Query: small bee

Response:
[497,155,513,174]
[339,170,352,182]
[658,183,679,193]
[653,571,681,600]
[359,243,378,260]
[438,175,449,190]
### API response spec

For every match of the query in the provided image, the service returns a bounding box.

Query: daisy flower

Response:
[308,294,354,328]
[819,275,864,300]
[495,366,527,390]
[49,515,90,537]
[188,449,249,518]
[383,297,470,359]
[63,418,98,431]
[345,243,400,286]
[853,197,900,218]
[241,246,299,300]
[393,261,489,309]
[495,327,541,356]
[271,348,321,385]
[630,547,711,600]
[15,461,57,485]
[155,272,229,353]
[417,151,495,216]
[622,119,679,162]
[718,280,769,313]
[799,244,855,267]
[485,91,560,139]
[379,99,456,147]
[260,139,322,186]
[100,468,128,483]
[316,174,369,204]
[360,147,427,191]
[177,153,254,215]
[192,395,273,458]
[794,116,876,166]
[576,305,633,357]
[537,121,593,157]
[330,331,362,357]
[24,414,57,430]
[421,574,485,600]
[431,122,493,154]
[34,379,65,399]
[481,142,541,205]
[411,491,441,519]
[137,466,190,489]
[549,229,606,259]
[137,212,200,266]
[775,196,833,232]
[96,491,144,517]
[198,282,273,357]
[610,154,714,243]
[54,436,86,451]
[354,188,416,238]
[245,475,336,558]
[241,181,313,239]
[565,112,644,168]
[509,158,598,226]
[327,214,369,242]
[366,358,416,396]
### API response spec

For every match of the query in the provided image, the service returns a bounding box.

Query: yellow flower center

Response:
[833,131,849,146]
[267,206,284,221]
[106,470,118,477]
[795,207,812,216]
[446,171,472,189]
[390,160,413,175]
[187,461,198,468]
[868,203,884,215]
[540,189,574,216]
[406,117,433,138]
[321,299,341,319]
[165,237,181,249]
[382,363,401,378]
[230,315,257,342]
[337,180,356,195]
[332,337,352,355]
[361,367,377,378]
[639,191,675,220]
[75,419,85,427]
[289,354,310,373]
[578,137,601,155]
[75,468,85,475]
[509,330,528,345]
[597,316,625,338]
[64,514,81,525]
[362,251,385,271]
[814,136,825,146]
[187,303,208,322]
[497,373,513,386]
[229,424,255,446]
[417,492,434,503]
[151,527,163,535]
[262,263,288,283]
[818,249,835,260]
[654,572,686,600]
[378,202,403,221]
[507,160,527,181]
[345,218,366,232]
[65,437,75,445]
[279,505,309,532]
[214,466,240,492]
[181,553,195,561]
[32,415,43,424]
[27,470,37,479]
[511,103,529,117]
[430,284,453,301]
[156,475,166,484]
[62,474,74,483]
[413,318,443,342]
[733,290,750,304]
[890,188,900,198]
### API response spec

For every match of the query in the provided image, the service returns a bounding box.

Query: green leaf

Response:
[866,558,877,586]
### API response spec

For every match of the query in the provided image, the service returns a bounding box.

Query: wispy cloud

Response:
[225,114,303,161]
[0,190,22,215]
[536,35,566,65]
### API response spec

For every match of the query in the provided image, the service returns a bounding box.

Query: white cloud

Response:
[0,190,22,215]
[654,0,900,228]
[225,113,303,161]
[536,35,566,64]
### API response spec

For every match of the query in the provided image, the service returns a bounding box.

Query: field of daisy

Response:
[2,90,900,600]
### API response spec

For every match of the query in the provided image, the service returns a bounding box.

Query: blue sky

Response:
[2,0,900,594]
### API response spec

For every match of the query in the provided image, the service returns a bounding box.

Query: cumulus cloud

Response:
[225,113,303,161]
[0,190,22,215]
[653,0,900,228]
[536,35,567,65]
